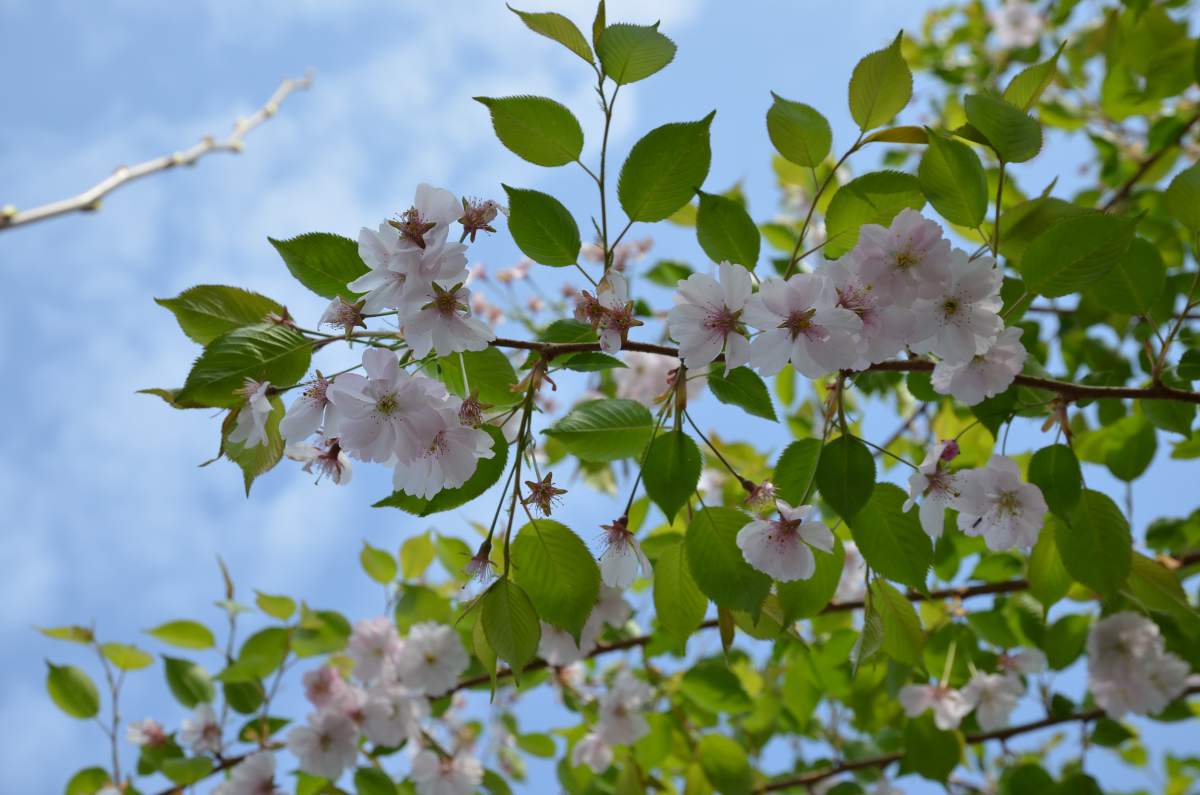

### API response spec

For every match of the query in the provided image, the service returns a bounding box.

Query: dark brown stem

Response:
[1102,108,1200,211]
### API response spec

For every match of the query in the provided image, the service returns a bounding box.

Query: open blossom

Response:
[999,647,1047,676]
[855,208,953,305]
[899,683,972,730]
[392,400,494,499]
[1087,612,1190,717]
[228,379,273,449]
[595,671,654,745]
[361,684,428,747]
[743,273,862,377]
[320,296,367,338]
[347,616,403,684]
[214,752,284,795]
[821,254,914,368]
[572,732,614,773]
[280,374,339,442]
[410,750,484,795]
[991,0,1043,49]
[180,703,221,754]
[736,500,834,582]
[303,665,353,710]
[391,183,464,251]
[904,441,962,540]
[962,671,1024,731]
[932,326,1027,406]
[125,718,166,747]
[287,709,358,781]
[596,272,641,354]
[615,351,702,405]
[286,436,353,485]
[403,282,493,358]
[327,349,446,464]
[910,251,1003,363]
[598,517,651,588]
[955,455,1047,550]
[395,622,469,696]
[667,261,753,369]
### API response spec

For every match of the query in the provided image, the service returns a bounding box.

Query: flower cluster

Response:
[666,210,1025,406]
[1086,611,1190,718]
[573,271,641,354]
[900,648,1046,731]
[570,670,656,773]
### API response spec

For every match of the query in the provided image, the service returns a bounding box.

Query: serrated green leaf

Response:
[816,435,875,521]
[685,507,771,617]
[871,578,925,667]
[1003,42,1065,111]
[1029,518,1072,609]
[507,6,593,63]
[776,536,843,622]
[617,115,713,223]
[597,22,676,84]
[400,534,437,580]
[642,431,701,522]
[475,95,584,167]
[697,734,753,795]
[1057,489,1132,597]
[848,31,913,131]
[652,539,708,640]
[178,324,311,408]
[481,579,541,680]
[696,190,760,268]
[511,520,599,639]
[766,93,831,167]
[963,94,1042,163]
[502,185,581,266]
[268,232,368,300]
[1164,161,1200,232]
[45,663,100,719]
[1027,444,1082,518]
[542,398,654,462]
[848,483,931,590]
[773,438,822,506]
[919,129,988,227]
[155,285,284,345]
[146,620,216,650]
[255,591,295,621]
[1020,213,1137,298]
[707,365,776,421]
[1088,237,1165,315]
[360,541,397,584]
[823,170,925,257]
[101,643,153,671]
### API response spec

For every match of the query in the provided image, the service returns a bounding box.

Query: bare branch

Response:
[0,71,313,232]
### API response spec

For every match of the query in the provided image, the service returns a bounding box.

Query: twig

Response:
[0,72,313,231]
[1101,108,1200,211]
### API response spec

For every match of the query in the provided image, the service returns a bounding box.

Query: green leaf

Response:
[36,625,94,644]
[1003,42,1065,111]
[375,425,508,515]
[507,6,593,63]
[146,620,216,650]
[963,94,1042,163]
[618,115,714,223]
[511,520,600,639]
[45,663,100,719]
[101,643,153,671]
[161,756,214,786]
[400,534,437,579]
[863,125,928,144]
[1057,489,1132,597]
[542,398,654,462]
[236,628,290,679]
[918,129,988,227]
[438,348,519,407]
[65,767,112,795]
[823,170,925,257]
[697,734,753,795]
[766,93,831,167]
[1105,415,1157,482]
[684,507,771,617]
[292,607,352,657]
[695,190,760,268]
[223,394,285,495]
[268,232,368,300]
[643,259,694,287]
[177,324,311,408]
[848,483,932,590]
[1141,397,1195,438]
[871,578,925,667]
[848,31,913,131]
[1088,237,1165,315]
[155,285,284,346]
[1164,161,1200,232]
[642,431,701,522]
[355,766,398,795]
[776,537,844,622]
[1044,613,1090,669]
[360,542,397,584]
[481,579,541,680]
[1019,213,1137,298]
[901,713,962,782]
[562,351,625,372]
[503,185,581,266]
[1029,518,1072,609]
[707,365,776,421]
[652,539,708,640]
[1027,444,1082,518]
[255,591,295,620]
[1126,552,1197,623]
[816,435,875,521]
[163,656,215,707]
[475,96,584,167]
[773,438,822,506]
[596,22,676,84]
[434,535,473,577]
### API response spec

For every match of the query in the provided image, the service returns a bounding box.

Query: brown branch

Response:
[0,72,313,231]
[1101,108,1200,211]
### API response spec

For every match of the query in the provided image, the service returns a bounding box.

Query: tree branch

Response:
[1101,108,1200,212]
[0,72,313,232]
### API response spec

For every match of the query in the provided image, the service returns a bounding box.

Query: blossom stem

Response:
[622,400,672,518]
[501,374,540,575]
[782,134,865,280]
[992,160,1006,258]
[91,639,124,785]
[851,433,918,471]
[683,410,747,486]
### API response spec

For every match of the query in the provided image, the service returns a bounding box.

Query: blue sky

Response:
[1,1,1196,792]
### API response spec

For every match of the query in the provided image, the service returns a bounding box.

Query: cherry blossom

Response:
[214,752,284,795]
[228,379,273,449]
[394,621,470,696]
[931,326,1027,406]
[904,441,962,540]
[667,261,754,369]
[854,208,953,305]
[899,683,972,730]
[955,455,1047,550]
[821,254,914,368]
[361,684,429,747]
[410,750,484,795]
[909,251,1003,363]
[538,621,599,666]
[391,183,464,252]
[598,517,651,588]
[999,647,1047,676]
[595,671,654,745]
[835,540,867,603]
[125,718,165,747]
[347,616,403,684]
[1087,612,1190,717]
[280,374,338,442]
[743,273,862,377]
[736,500,834,582]
[391,400,494,499]
[286,436,352,485]
[572,732,614,773]
[615,351,701,405]
[991,0,1043,49]
[595,272,641,354]
[179,703,221,755]
[320,296,367,338]
[303,665,353,710]
[286,709,358,780]
[403,282,493,358]
[962,671,1024,731]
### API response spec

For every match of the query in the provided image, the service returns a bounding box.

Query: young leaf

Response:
[848,31,913,131]
[360,542,397,584]
[823,170,925,257]
[773,438,822,506]
[163,656,215,707]
[596,22,676,84]
[177,324,312,408]
[511,520,600,639]
[255,591,295,620]
[652,539,708,640]
[374,425,508,515]
[155,285,284,346]
[695,190,760,268]
[145,620,216,650]
[507,6,593,64]
[815,435,875,521]
[642,431,702,522]
[918,129,988,227]
[776,537,844,622]
[481,579,541,680]
[847,483,931,590]
[542,398,654,462]
[45,663,100,719]
[1003,41,1065,111]
[400,535,437,580]
[1057,489,1132,597]
[707,365,776,421]
[1027,444,1082,518]
[101,643,153,671]
[475,96,584,167]
[871,578,925,667]
[766,93,832,167]
[1019,213,1136,298]
[36,625,94,644]
[963,94,1042,163]
[617,114,714,222]
[1087,237,1165,315]
[268,232,368,300]
[502,185,581,266]
[684,507,771,617]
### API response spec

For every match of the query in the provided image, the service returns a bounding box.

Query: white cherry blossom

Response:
[736,500,834,582]
[595,671,654,745]
[904,441,962,540]
[286,709,358,781]
[303,665,353,710]
[280,374,339,442]
[955,455,1047,550]
[180,703,221,755]
[361,684,429,747]
[931,326,1027,406]
[615,350,702,405]
[909,251,1003,364]
[821,254,914,368]
[598,518,651,588]
[394,621,470,696]
[667,261,753,369]
[962,671,1024,731]
[214,752,284,795]
[228,379,273,449]
[743,273,862,377]
[572,732,614,773]
[899,683,972,730]
[1000,647,1048,676]
[390,183,463,252]
[595,272,641,354]
[835,540,867,603]
[992,0,1043,49]
[391,400,494,499]
[402,282,493,358]
[854,208,953,305]
[1087,612,1190,717]
[286,436,353,485]
[125,718,165,747]
[410,750,483,795]
[347,616,403,684]
[538,621,599,666]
